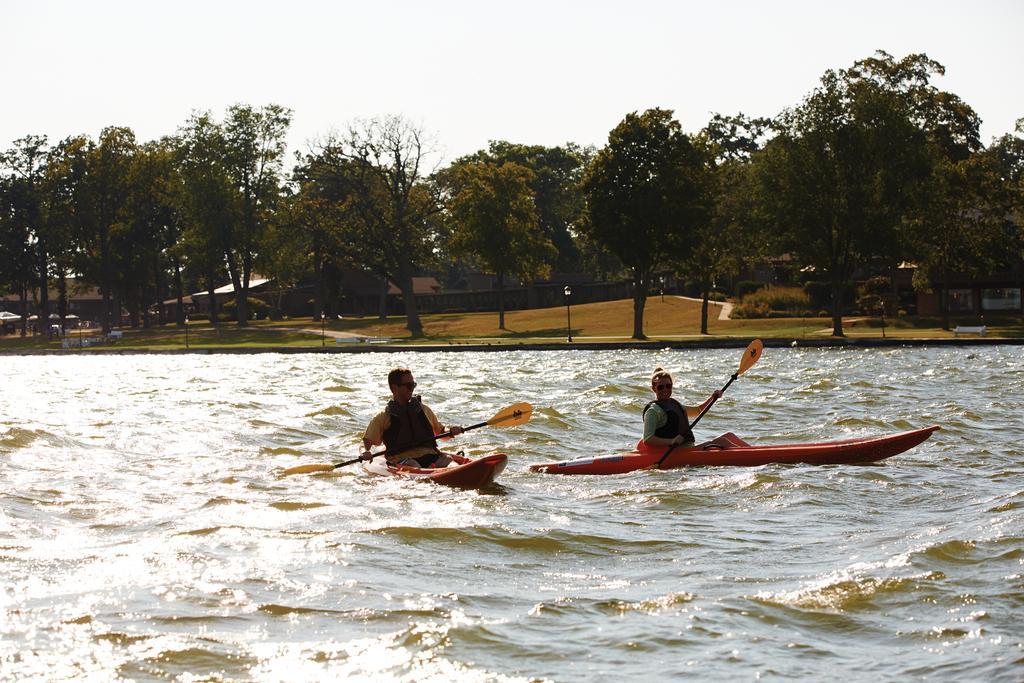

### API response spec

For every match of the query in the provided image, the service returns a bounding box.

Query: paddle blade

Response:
[281,463,336,476]
[737,339,763,376]
[486,402,533,428]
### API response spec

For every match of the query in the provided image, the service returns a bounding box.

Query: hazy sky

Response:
[3,0,1021,165]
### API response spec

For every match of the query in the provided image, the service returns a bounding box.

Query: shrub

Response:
[221,297,270,320]
[803,281,831,309]
[731,301,771,318]
[860,276,891,297]
[740,285,810,313]
[735,280,763,298]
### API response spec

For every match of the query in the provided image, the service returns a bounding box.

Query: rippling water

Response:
[2,347,1022,681]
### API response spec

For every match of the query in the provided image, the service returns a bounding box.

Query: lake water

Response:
[1,346,1022,681]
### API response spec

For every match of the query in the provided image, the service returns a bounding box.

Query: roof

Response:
[387,277,442,295]
[191,278,271,297]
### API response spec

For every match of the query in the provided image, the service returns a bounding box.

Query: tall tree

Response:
[906,150,1008,329]
[753,57,931,336]
[986,119,1024,312]
[1,136,51,334]
[76,127,138,333]
[220,103,292,325]
[311,116,443,337]
[445,160,555,328]
[177,112,234,325]
[454,141,591,272]
[687,113,769,334]
[581,108,706,339]
[0,173,35,335]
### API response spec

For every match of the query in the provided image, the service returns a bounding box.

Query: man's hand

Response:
[450,426,464,436]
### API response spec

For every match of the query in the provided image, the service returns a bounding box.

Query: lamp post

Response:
[659,275,665,303]
[564,285,573,343]
[184,316,190,349]
[321,311,326,347]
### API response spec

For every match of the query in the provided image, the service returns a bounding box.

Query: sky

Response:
[2,0,1022,167]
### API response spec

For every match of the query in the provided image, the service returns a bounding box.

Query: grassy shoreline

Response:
[2,297,1021,353]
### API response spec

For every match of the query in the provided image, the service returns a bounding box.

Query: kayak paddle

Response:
[654,339,763,469]
[281,402,533,476]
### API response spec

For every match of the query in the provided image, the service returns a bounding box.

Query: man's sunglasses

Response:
[654,383,672,390]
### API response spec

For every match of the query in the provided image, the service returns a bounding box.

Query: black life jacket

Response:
[382,396,439,456]
[643,398,694,443]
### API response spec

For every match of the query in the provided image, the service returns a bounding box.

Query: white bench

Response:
[108,330,123,339]
[954,325,986,337]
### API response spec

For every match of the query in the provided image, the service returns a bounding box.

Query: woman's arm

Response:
[684,390,724,419]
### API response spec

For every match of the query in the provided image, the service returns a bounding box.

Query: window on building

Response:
[981,288,1022,311]
[947,289,974,312]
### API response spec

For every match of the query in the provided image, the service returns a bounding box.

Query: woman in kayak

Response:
[643,368,722,448]
[361,367,464,467]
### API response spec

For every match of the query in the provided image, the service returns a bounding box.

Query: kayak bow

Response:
[529,426,939,475]
[362,452,508,489]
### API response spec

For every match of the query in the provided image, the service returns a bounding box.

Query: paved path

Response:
[673,296,733,320]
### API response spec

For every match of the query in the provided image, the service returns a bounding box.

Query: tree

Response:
[446,160,555,328]
[986,119,1024,314]
[220,104,292,325]
[1,136,51,334]
[908,149,1011,329]
[75,127,138,333]
[581,108,706,339]
[177,112,234,324]
[453,141,591,272]
[311,116,443,337]
[0,173,35,336]
[753,57,931,336]
[688,113,770,334]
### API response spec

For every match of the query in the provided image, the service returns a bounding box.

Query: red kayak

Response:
[529,426,939,475]
[362,452,508,489]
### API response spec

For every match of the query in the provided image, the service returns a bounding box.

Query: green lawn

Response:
[1,297,1020,351]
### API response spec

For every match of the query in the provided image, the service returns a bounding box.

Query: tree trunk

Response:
[830,276,845,337]
[497,270,506,330]
[37,239,50,338]
[378,277,389,320]
[700,288,708,333]
[399,266,424,337]
[313,245,324,321]
[19,287,28,337]
[631,270,647,340]
[207,272,218,326]
[940,265,950,331]
[226,258,248,327]
[174,262,185,326]
[57,273,68,333]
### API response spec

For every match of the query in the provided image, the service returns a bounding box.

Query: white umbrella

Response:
[0,311,21,321]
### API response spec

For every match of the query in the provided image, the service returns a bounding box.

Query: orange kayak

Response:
[529,426,939,475]
[362,452,508,489]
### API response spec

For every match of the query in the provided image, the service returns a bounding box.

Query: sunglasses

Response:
[654,383,672,390]
[395,381,417,389]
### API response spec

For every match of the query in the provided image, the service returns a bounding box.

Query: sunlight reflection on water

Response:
[1,346,1022,680]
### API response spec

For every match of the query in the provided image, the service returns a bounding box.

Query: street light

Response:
[564,285,573,343]
[659,275,665,303]
[184,316,190,349]
[321,311,326,347]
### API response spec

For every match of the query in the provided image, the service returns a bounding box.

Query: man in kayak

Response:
[643,367,723,448]
[361,368,464,468]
